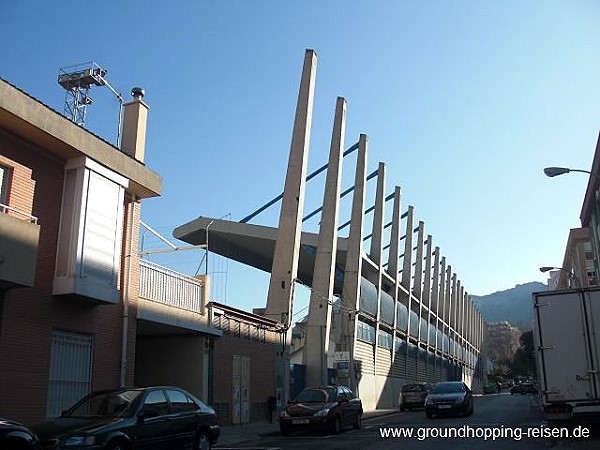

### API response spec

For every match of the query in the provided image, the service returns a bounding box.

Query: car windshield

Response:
[64,390,142,418]
[432,383,464,394]
[293,388,336,403]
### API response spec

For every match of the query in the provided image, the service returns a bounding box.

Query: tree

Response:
[508,331,535,378]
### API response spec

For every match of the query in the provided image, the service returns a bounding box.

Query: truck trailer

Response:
[533,287,600,424]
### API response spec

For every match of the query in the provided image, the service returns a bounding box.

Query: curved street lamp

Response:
[543,166,600,180]
[539,266,582,289]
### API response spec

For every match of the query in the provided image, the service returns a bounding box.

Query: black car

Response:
[30,386,220,450]
[399,382,431,411]
[425,381,474,418]
[510,382,538,395]
[0,417,42,450]
[279,386,362,435]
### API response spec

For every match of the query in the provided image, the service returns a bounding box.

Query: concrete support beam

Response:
[387,186,402,281]
[413,222,425,299]
[431,246,440,317]
[369,162,386,265]
[451,273,458,331]
[444,265,452,331]
[266,49,317,325]
[401,206,414,290]
[304,97,346,387]
[340,134,368,392]
[422,235,433,309]
[265,49,316,408]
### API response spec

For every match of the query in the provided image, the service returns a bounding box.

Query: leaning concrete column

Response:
[413,222,425,300]
[422,235,433,309]
[401,206,414,290]
[266,49,317,324]
[369,162,386,266]
[444,265,452,342]
[265,49,317,408]
[387,186,402,281]
[304,97,346,387]
[432,248,441,352]
[340,134,368,392]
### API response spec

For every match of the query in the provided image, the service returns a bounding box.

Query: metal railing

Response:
[0,202,38,224]
[139,259,204,313]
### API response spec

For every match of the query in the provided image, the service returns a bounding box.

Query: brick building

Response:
[0,77,161,423]
[209,302,284,424]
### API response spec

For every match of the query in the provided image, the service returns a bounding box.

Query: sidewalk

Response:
[215,409,398,447]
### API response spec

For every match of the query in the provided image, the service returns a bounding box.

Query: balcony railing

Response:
[1,203,38,224]
[139,259,204,313]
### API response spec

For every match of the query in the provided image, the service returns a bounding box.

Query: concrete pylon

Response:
[369,162,386,265]
[413,222,425,299]
[387,186,402,281]
[265,49,317,325]
[304,97,347,387]
[401,206,414,290]
[265,49,317,407]
[339,134,368,392]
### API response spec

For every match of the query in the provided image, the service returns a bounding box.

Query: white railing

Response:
[139,259,204,313]
[0,202,38,224]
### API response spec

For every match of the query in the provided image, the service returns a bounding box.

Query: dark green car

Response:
[30,386,220,450]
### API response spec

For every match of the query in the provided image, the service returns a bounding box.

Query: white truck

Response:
[533,287,600,424]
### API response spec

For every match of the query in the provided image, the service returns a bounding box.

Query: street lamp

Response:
[543,167,600,180]
[539,266,582,289]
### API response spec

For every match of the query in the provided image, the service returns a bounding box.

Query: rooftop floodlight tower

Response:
[58,62,125,145]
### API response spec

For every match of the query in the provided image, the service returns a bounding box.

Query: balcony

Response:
[138,259,215,334]
[0,204,40,289]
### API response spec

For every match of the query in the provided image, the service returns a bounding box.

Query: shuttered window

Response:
[80,171,123,284]
[46,330,93,418]
[53,157,127,303]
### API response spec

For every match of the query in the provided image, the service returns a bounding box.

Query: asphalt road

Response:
[215,393,600,449]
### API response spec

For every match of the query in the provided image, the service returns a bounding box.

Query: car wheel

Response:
[400,406,405,412]
[331,416,341,435]
[106,440,128,450]
[426,411,433,419]
[353,412,362,430]
[280,425,291,436]
[196,432,210,450]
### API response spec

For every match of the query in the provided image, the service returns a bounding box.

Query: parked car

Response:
[399,382,431,411]
[279,386,362,435]
[0,417,42,450]
[425,381,474,418]
[30,386,220,450]
[510,382,538,395]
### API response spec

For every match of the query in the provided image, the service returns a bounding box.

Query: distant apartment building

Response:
[555,227,598,289]
[486,321,521,362]
[579,134,600,283]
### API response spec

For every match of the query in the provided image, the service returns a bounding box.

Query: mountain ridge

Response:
[470,281,547,330]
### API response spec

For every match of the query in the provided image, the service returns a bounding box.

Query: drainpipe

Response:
[120,193,137,387]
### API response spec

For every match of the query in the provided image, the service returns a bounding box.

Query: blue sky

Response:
[3,1,600,318]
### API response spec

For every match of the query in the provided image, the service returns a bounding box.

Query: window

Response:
[142,390,169,416]
[357,320,375,343]
[377,329,393,349]
[46,330,93,418]
[166,389,197,413]
[0,164,9,205]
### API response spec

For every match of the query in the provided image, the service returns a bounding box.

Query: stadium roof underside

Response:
[173,216,349,295]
